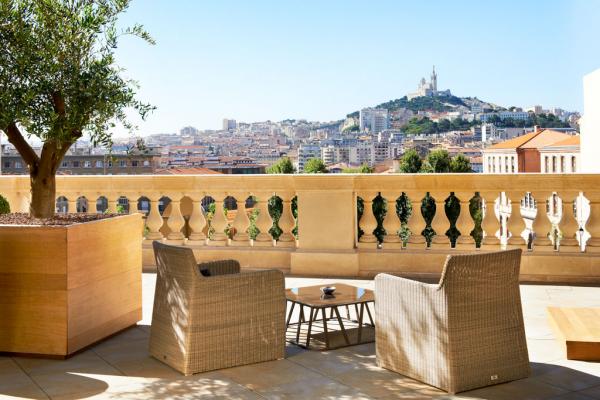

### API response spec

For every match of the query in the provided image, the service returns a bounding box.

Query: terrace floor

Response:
[1,275,600,400]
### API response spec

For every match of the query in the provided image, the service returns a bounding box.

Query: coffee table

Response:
[285,283,374,350]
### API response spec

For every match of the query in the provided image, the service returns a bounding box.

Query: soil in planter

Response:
[0,213,123,226]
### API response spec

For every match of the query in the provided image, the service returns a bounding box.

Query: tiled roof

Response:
[488,129,575,150]
[155,167,221,175]
[542,135,580,148]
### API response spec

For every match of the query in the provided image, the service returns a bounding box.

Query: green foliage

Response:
[342,124,360,133]
[0,195,10,214]
[304,158,328,174]
[342,164,373,173]
[401,116,476,135]
[426,149,451,173]
[420,192,436,247]
[373,194,386,243]
[450,154,473,173]
[346,111,359,119]
[396,193,412,245]
[484,113,570,128]
[398,149,422,173]
[116,204,126,214]
[267,157,296,174]
[0,0,155,147]
[469,193,484,248]
[444,193,461,247]
[376,95,466,113]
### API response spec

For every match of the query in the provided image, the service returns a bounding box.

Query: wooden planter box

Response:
[0,213,143,357]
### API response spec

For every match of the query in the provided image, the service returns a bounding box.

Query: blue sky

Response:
[114,0,600,134]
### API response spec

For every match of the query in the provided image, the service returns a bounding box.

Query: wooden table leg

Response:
[286,301,296,329]
[333,306,350,345]
[296,304,305,344]
[322,308,330,349]
[357,303,365,344]
[345,305,350,320]
[305,307,316,349]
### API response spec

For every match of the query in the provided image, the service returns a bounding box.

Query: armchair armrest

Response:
[197,259,241,276]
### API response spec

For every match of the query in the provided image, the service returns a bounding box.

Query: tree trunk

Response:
[29,166,57,219]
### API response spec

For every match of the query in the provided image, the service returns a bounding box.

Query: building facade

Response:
[359,108,389,134]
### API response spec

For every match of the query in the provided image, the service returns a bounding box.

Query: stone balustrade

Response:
[1,174,599,282]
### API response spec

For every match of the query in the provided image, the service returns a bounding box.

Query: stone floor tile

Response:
[579,384,600,399]
[333,367,437,398]
[535,364,600,391]
[257,375,371,400]
[461,378,569,400]
[219,359,322,391]
[0,359,49,400]
[527,339,566,363]
[287,346,376,377]
[13,350,123,378]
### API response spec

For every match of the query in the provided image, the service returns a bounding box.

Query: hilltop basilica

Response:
[407,66,452,100]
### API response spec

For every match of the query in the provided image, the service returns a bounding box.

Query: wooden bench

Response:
[547,307,600,361]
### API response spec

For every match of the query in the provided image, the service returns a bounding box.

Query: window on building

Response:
[511,156,515,173]
[72,161,80,168]
[4,161,10,169]
[96,160,103,168]
[15,161,22,169]
[505,157,509,173]
[131,160,139,167]
[119,160,126,167]
[61,161,68,168]
[552,156,557,173]
[143,160,150,167]
[561,156,566,173]
[572,156,577,172]
[545,156,550,173]
[84,160,92,168]
[108,160,113,167]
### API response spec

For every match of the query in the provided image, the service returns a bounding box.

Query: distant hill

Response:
[346,95,502,118]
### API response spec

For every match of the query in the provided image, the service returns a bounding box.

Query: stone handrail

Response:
[1,174,599,281]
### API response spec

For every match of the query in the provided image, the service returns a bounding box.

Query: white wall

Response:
[581,68,600,172]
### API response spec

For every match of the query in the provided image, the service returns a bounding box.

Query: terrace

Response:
[1,173,600,399]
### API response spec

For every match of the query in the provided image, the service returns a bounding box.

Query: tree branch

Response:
[5,122,39,166]
[51,91,66,116]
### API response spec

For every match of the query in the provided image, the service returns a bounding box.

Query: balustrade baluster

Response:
[429,191,450,249]
[506,191,527,249]
[480,191,501,250]
[529,191,553,252]
[277,192,296,247]
[454,191,476,249]
[584,191,600,253]
[187,198,207,245]
[145,197,164,240]
[558,191,580,252]
[230,193,250,246]
[405,191,426,248]
[166,196,185,242]
[253,192,275,247]
[208,194,228,246]
[358,192,378,247]
[381,192,402,249]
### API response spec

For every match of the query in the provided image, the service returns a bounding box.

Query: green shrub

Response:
[0,195,10,214]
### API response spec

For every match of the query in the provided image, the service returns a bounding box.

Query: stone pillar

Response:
[145,197,164,240]
[429,191,450,249]
[67,197,78,214]
[230,193,251,246]
[208,194,228,246]
[506,190,527,249]
[166,196,185,242]
[381,192,402,249]
[584,191,600,253]
[405,190,426,248]
[358,192,378,248]
[187,198,207,245]
[252,192,275,247]
[277,192,296,247]
[454,191,476,249]
[559,191,581,252]
[530,191,553,252]
[481,191,501,250]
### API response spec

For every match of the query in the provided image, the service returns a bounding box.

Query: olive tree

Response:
[0,0,154,218]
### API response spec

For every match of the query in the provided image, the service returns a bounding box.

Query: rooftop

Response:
[1,274,599,400]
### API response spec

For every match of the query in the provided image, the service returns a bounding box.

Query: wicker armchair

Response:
[375,249,530,394]
[150,241,286,376]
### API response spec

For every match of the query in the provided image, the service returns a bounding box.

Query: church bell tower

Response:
[431,65,437,92]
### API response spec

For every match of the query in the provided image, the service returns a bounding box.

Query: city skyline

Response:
[111,1,600,135]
